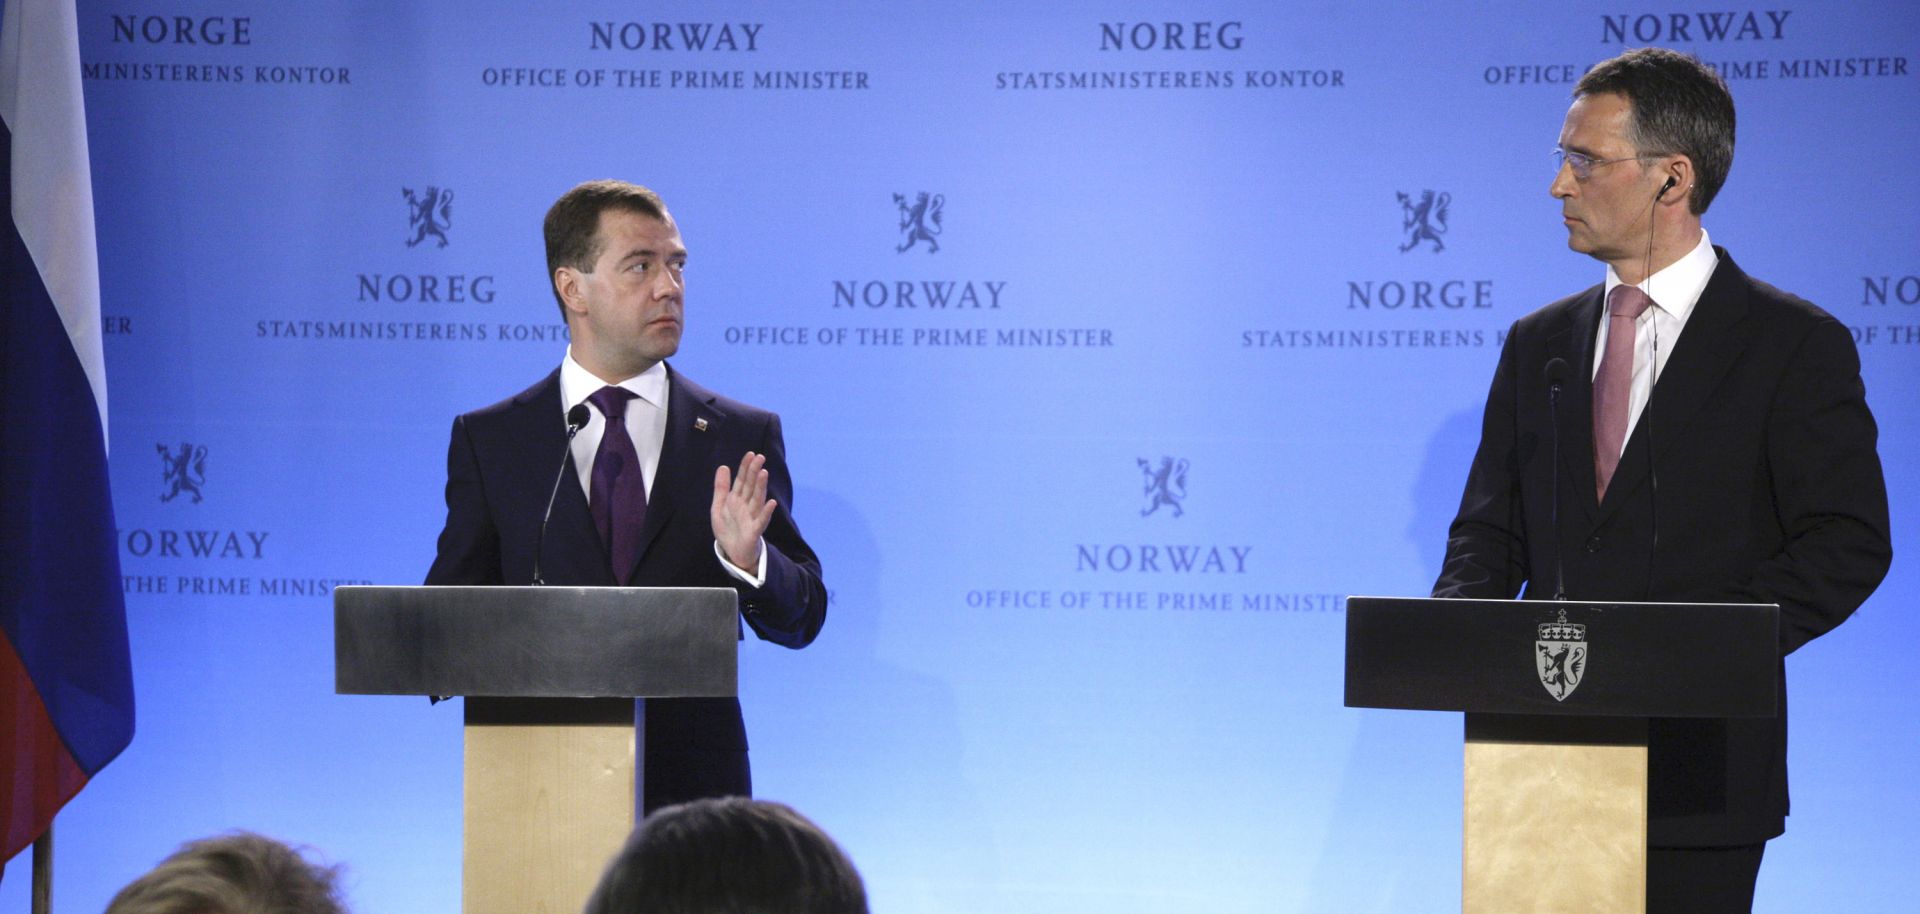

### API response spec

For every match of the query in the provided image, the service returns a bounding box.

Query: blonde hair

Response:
[105,832,347,914]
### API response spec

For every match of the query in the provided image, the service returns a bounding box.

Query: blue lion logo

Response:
[1137,457,1189,518]
[1397,190,1450,253]
[404,186,454,248]
[893,191,944,254]
[158,443,207,504]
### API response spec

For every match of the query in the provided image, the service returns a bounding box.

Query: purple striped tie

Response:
[588,386,647,584]
[1593,284,1653,501]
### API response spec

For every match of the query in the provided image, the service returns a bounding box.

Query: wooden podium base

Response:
[463,698,636,914]
[1463,714,1647,914]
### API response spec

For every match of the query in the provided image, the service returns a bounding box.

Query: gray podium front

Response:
[1344,596,1778,914]
[334,585,738,914]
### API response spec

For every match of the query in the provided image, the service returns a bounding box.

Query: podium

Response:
[334,585,738,914]
[1344,596,1778,913]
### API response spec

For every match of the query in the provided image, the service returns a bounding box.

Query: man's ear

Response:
[1656,156,1695,208]
[555,267,585,317]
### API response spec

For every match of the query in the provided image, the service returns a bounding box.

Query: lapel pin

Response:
[694,418,709,432]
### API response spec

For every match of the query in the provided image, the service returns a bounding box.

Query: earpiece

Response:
[1657,176,1677,199]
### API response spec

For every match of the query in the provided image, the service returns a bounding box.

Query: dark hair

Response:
[104,832,348,914]
[543,180,671,319]
[585,798,869,914]
[1575,47,1735,215]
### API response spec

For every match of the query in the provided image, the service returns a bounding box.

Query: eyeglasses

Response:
[1552,149,1665,181]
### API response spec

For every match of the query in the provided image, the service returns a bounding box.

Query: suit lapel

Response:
[620,364,724,580]
[1597,249,1754,520]
[512,371,608,583]
[1551,287,1604,526]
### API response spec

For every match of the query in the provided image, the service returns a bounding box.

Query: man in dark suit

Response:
[427,180,827,813]
[1434,49,1890,912]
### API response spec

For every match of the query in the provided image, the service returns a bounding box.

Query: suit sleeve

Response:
[425,414,504,586]
[737,412,828,649]
[1698,317,1892,654]
[1433,323,1532,600]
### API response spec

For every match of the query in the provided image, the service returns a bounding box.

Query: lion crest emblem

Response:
[157,443,208,504]
[893,191,944,254]
[404,186,454,248]
[1535,613,1588,701]
[1137,457,1189,518]
[1397,190,1450,253]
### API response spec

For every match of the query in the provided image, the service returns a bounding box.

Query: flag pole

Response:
[31,825,52,914]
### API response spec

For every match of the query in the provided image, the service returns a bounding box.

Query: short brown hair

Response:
[585,798,868,914]
[105,832,348,914]
[543,180,671,319]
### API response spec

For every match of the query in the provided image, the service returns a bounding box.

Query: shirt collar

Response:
[1603,228,1718,322]
[560,349,669,413]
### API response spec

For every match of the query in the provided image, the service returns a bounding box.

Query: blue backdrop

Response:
[8,2,1916,911]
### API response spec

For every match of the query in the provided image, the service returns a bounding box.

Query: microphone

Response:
[532,403,592,585]
[1544,356,1571,395]
[1544,357,1571,601]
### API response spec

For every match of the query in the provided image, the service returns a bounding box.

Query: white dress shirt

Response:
[560,351,668,501]
[1594,229,1719,459]
[558,350,765,585]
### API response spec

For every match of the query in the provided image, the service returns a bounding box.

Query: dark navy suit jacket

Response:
[1435,249,1891,845]
[427,364,826,810]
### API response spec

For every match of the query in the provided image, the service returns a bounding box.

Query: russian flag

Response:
[1,0,135,869]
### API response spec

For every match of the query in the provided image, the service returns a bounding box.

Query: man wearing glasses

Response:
[1433,48,1890,912]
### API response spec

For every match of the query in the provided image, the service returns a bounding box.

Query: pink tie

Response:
[1593,284,1653,502]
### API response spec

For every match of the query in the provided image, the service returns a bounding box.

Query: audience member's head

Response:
[104,831,348,914]
[584,797,868,914]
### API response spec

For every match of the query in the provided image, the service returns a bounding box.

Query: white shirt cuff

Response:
[715,538,767,588]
